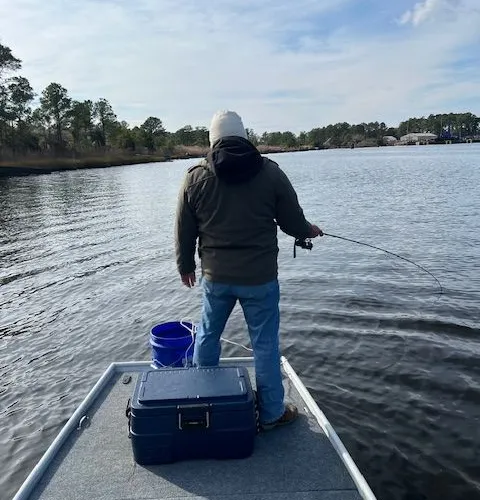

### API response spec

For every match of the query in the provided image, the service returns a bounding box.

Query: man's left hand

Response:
[181,272,196,288]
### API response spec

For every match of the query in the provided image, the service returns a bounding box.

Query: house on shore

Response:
[399,133,437,144]
[382,135,398,145]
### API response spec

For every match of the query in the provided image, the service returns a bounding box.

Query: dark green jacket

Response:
[175,137,313,285]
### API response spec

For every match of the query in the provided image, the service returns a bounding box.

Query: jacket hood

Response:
[207,136,263,184]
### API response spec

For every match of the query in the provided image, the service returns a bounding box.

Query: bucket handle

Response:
[152,320,197,369]
[180,320,197,335]
[181,319,196,367]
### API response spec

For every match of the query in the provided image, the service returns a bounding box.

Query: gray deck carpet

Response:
[29,366,362,500]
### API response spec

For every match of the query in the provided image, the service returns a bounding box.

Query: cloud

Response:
[0,0,479,133]
[400,0,443,26]
[399,10,413,25]
[399,0,467,26]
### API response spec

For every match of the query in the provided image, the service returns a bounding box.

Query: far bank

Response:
[0,145,315,178]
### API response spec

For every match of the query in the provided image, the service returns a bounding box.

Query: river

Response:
[1,145,479,500]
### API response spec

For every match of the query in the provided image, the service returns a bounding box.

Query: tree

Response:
[246,128,259,145]
[297,131,307,146]
[282,131,297,148]
[384,127,398,137]
[464,112,479,136]
[193,126,208,146]
[30,108,51,150]
[93,98,117,147]
[112,121,137,151]
[172,125,208,147]
[40,83,71,151]
[7,76,34,122]
[307,128,326,148]
[0,43,23,154]
[140,116,165,152]
[141,116,165,136]
[1,77,35,154]
[0,43,21,78]
[68,100,93,151]
[174,125,194,145]
[0,81,10,124]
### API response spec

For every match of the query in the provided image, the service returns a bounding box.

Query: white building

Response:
[383,135,398,145]
[400,133,437,143]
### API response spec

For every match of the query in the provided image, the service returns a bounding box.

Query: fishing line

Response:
[221,337,253,352]
[293,232,444,373]
[321,232,436,371]
[220,234,442,372]
[322,232,443,300]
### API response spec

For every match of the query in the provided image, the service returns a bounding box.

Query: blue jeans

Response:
[193,277,284,425]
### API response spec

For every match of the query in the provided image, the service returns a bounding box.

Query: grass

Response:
[1,154,161,169]
[0,144,315,177]
[0,148,204,176]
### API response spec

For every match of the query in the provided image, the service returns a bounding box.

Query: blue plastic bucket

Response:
[150,321,196,368]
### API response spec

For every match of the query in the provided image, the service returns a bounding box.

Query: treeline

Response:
[0,43,211,161]
[250,113,480,149]
[397,113,479,139]
[1,42,480,163]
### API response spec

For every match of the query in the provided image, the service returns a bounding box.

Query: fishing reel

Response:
[293,238,313,258]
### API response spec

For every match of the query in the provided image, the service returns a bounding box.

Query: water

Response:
[1,145,479,500]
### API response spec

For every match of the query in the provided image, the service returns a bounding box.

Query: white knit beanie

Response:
[209,110,248,146]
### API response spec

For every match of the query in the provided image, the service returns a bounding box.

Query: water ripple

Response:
[1,148,480,500]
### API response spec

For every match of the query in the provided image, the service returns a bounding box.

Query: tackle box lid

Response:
[137,366,249,405]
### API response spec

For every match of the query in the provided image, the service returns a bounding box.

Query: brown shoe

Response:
[261,403,298,431]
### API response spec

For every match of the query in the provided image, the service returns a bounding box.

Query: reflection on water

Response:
[1,145,480,500]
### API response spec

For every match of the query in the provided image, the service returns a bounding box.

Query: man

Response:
[175,110,323,430]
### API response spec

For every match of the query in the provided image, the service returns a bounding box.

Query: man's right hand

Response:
[310,224,324,238]
[181,272,196,288]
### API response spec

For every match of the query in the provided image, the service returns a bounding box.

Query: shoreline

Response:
[0,153,187,177]
[0,146,315,178]
[1,141,477,178]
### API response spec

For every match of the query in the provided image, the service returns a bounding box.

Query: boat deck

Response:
[16,358,375,500]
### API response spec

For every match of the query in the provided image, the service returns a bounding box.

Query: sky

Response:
[0,0,479,133]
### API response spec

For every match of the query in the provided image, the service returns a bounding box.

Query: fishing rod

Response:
[292,232,444,373]
[222,233,443,371]
[221,233,438,374]
[294,233,443,299]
